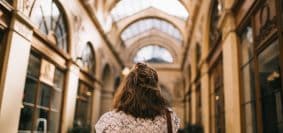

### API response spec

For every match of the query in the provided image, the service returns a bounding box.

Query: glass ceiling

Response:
[134,45,173,63]
[111,0,189,21]
[121,18,182,42]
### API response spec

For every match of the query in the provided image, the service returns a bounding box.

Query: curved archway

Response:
[125,29,182,47]
[117,16,185,40]
[100,64,115,114]
[80,42,96,75]
[127,36,180,63]
[55,0,73,55]
[132,45,174,64]
[29,0,70,53]
[102,64,113,91]
[120,18,183,42]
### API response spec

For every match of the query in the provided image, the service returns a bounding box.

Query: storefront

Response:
[237,0,283,132]
[208,0,225,132]
[18,52,65,132]
[17,0,69,132]
[73,42,96,129]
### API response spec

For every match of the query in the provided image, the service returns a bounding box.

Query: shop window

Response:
[29,0,68,52]
[18,52,65,132]
[188,92,192,124]
[210,60,225,133]
[188,93,192,123]
[81,42,95,75]
[74,82,93,128]
[239,24,257,133]
[258,40,283,133]
[196,83,202,125]
[238,0,283,132]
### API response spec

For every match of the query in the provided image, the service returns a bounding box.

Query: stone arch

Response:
[30,0,73,54]
[102,64,114,91]
[127,36,181,64]
[81,41,96,74]
[100,64,115,114]
[55,0,74,55]
[125,29,182,48]
[116,11,186,37]
[118,17,185,41]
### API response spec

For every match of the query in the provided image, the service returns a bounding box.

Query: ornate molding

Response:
[13,20,33,41]
[253,0,277,43]
[20,0,35,16]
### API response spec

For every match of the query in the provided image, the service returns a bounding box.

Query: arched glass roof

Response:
[134,45,173,63]
[111,0,189,21]
[121,18,182,42]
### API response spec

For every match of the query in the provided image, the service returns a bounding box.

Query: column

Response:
[60,61,80,133]
[100,90,114,115]
[190,85,197,124]
[0,18,32,132]
[221,12,242,133]
[91,82,102,132]
[201,64,210,133]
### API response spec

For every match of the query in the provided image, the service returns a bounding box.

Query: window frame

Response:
[209,58,225,133]
[18,51,66,132]
[28,0,70,56]
[80,42,96,77]
[74,80,94,128]
[236,0,283,132]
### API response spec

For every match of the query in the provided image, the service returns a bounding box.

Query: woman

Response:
[95,63,180,133]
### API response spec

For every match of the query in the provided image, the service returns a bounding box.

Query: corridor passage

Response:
[0,0,283,133]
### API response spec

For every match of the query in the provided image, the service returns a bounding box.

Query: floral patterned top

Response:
[95,108,180,133]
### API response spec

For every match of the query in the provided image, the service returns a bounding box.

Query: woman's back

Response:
[95,108,180,133]
[95,63,180,132]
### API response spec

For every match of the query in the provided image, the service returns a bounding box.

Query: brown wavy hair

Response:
[113,63,169,119]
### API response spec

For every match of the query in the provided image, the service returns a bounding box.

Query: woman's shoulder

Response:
[95,110,131,132]
[95,111,117,130]
[99,110,116,118]
[96,110,120,123]
[95,108,180,132]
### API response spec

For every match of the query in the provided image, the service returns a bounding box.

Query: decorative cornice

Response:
[218,9,236,42]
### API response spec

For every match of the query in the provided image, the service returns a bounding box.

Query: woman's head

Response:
[113,63,169,119]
